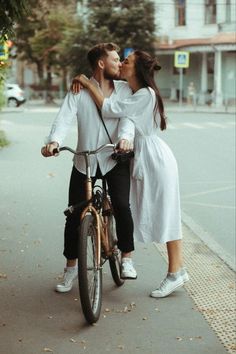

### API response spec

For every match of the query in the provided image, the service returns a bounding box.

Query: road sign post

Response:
[174,51,190,106]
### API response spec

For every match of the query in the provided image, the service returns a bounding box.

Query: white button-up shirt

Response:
[46,78,134,176]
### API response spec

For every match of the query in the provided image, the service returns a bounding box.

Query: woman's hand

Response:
[70,74,90,94]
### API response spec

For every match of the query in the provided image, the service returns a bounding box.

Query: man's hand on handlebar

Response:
[41,142,59,157]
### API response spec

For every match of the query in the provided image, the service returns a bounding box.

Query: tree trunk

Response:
[62,67,68,93]
[45,64,53,103]
[36,61,44,86]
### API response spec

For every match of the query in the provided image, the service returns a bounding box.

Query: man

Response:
[41,43,137,293]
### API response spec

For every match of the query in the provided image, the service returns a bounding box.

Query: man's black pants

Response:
[63,162,134,260]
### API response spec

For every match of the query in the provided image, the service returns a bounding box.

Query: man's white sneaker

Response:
[121,258,137,279]
[150,271,184,298]
[55,267,78,293]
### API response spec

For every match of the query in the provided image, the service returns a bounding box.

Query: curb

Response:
[181,211,235,272]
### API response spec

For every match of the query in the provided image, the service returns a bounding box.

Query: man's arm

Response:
[41,92,78,157]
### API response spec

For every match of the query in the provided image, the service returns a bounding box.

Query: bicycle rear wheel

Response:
[108,215,124,287]
[78,214,102,324]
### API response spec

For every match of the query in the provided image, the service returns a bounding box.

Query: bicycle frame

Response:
[58,144,115,266]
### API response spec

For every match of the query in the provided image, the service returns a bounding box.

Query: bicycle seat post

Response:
[84,153,93,202]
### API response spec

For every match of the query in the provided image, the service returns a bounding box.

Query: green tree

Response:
[0,0,28,39]
[70,0,156,75]
[0,0,29,113]
[15,0,83,100]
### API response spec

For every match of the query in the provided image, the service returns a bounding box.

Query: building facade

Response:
[154,0,236,105]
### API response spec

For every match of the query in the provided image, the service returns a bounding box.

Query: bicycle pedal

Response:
[63,206,74,216]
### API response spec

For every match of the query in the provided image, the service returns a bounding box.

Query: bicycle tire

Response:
[78,214,102,324]
[107,215,124,287]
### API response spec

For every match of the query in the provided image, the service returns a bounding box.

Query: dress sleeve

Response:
[117,118,135,142]
[101,88,153,120]
[45,92,78,146]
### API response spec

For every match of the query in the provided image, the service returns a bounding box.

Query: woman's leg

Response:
[150,239,189,298]
[166,239,183,273]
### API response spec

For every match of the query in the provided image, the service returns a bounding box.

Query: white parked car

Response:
[4,83,26,107]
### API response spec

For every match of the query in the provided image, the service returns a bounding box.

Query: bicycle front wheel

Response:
[108,215,124,287]
[78,214,102,324]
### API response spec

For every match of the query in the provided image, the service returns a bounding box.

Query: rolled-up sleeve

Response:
[45,92,78,146]
[118,118,135,142]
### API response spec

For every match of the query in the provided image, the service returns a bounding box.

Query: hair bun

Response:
[154,62,161,71]
[150,59,161,72]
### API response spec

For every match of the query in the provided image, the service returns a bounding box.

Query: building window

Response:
[175,0,186,26]
[205,0,216,24]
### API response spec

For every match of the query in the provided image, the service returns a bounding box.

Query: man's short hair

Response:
[87,43,120,70]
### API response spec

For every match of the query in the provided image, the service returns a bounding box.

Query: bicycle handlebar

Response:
[53,143,116,156]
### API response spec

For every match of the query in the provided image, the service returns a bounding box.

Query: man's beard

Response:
[104,68,120,80]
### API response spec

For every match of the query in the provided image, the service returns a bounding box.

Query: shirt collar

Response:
[90,77,118,94]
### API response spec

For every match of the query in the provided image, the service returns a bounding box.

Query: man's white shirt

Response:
[46,78,134,176]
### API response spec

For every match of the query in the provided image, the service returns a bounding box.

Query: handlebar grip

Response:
[53,148,60,155]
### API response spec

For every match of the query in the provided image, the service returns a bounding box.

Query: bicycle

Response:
[54,144,125,324]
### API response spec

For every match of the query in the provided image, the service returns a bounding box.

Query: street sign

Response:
[174,51,189,68]
[124,48,133,58]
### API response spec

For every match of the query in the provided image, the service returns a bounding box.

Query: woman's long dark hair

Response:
[133,50,167,130]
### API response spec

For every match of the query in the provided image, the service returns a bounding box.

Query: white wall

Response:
[154,0,231,40]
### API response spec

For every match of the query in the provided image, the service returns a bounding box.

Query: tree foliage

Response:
[15,0,83,98]
[0,0,29,110]
[0,0,28,39]
[10,0,157,94]
[70,0,156,75]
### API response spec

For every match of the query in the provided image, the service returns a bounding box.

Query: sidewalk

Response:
[0,223,235,354]
[1,98,235,114]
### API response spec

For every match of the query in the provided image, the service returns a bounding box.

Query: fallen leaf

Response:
[117,345,124,350]
[0,273,7,279]
[123,306,128,313]
[43,348,53,352]
[70,338,76,343]
[176,337,183,341]
[142,317,148,320]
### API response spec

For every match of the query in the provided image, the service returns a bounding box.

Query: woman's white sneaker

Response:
[55,267,78,293]
[181,267,190,283]
[150,271,184,298]
[121,258,137,279]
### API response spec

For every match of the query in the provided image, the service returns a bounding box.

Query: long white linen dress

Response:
[102,87,182,244]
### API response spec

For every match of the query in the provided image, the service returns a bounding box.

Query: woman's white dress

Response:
[102,87,182,244]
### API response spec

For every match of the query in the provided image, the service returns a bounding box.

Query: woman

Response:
[73,50,189,298]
